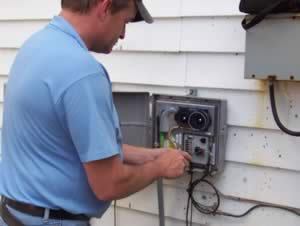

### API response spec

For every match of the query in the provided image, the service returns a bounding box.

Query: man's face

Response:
[93,0,137,53]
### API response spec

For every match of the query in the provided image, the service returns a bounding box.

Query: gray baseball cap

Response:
[133,0,153,23]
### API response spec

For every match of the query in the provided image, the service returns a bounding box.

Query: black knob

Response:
[200,138,207,144]
[194,147,204,156]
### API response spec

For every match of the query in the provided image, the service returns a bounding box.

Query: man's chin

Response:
[91,46,113,54]
[105,48,113,54]
[97,50,111,54]
[103,44,114,54]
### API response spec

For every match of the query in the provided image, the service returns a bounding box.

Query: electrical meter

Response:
[113,93,227,174]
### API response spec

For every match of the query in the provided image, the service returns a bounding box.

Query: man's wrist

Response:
[151,158,163,178]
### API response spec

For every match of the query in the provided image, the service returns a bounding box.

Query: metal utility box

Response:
[113,92,227,174]
[245,14,300,81]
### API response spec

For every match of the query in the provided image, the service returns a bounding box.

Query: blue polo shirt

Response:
[0,16,123,217]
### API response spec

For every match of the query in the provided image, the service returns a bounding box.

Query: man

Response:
[0,0,191,225]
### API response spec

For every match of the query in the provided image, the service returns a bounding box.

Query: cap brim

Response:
[133,1,153,24]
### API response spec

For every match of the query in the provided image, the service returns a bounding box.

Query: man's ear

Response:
[95,0,112,21]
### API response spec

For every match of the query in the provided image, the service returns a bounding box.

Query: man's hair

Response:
[61,0,130,14]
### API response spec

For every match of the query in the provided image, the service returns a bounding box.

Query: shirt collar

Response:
[49,16,88,51]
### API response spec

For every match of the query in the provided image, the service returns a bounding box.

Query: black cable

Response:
[190,200,193,226]
[185,171,193,226]
[114,200,117,226]
[187,174,220,215]
[186,175,300,219]
[185,189,190,226]
[216,204,300,218]
[269,77,300,136]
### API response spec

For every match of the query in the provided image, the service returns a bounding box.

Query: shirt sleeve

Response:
[62,73,120,163]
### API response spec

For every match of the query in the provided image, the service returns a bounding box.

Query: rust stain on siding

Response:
[250,150,266,166]
[253,80,268,128]
[255,79,268,92]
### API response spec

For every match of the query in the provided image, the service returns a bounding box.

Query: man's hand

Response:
[84,148,192,201]
[122,144,191,167]
[155,150,192,179]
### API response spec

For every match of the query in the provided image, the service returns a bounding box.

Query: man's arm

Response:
[83,150,191,201]
[122,144,166,165]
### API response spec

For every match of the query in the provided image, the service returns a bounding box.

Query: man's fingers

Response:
[168,149,192,161]
[181,151,192,161]
[183,158,190,168]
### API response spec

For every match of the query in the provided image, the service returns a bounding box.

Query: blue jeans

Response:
[0,205,90,226]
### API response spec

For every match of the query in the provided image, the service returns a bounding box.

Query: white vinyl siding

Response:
[1,1,299,226]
